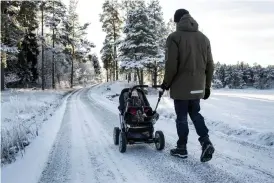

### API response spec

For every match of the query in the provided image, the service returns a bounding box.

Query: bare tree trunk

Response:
[1,62,4,90]
[106,68,109,82]
[134,71,137,82]
[128,73,131,82]
[52,0,55,89]
[109,67,112,81]
[153,65,157,86]
[150,69,153,85]
[140,69,144,85]
[57,73,61,86]
[70,14,75,88]
[109,69,111,82]
[41,2,45,90]
[112,63,115,81]
[114,31,118,81]
[70,53,74,88]
[136,69,144,85]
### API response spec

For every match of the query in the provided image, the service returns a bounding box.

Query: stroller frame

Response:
[113,85,165,153]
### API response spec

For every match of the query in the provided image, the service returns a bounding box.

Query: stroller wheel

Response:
[119,132,127,153]
[113,127,120,145]
[155,131,165,150]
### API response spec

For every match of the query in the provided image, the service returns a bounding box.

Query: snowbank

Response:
[213,88,274,101]
[1,89,69,165]
[1,93,70,183]
[91,81,274,148]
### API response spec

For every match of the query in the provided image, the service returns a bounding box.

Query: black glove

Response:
[161,83,169,91]
[203,88,210,100]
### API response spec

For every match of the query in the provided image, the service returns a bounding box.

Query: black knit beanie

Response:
[174,9,189,23]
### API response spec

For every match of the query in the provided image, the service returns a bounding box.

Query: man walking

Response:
[161,9,215,162]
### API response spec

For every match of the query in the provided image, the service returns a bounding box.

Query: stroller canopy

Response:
[118,88,150,113]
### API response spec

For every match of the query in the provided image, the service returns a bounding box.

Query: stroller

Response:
[114,85,165,153]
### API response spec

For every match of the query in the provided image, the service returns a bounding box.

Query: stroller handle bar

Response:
[128,84,164,112]
[131,85,163,90]
[131,85,149,91]
[152,85,163,88]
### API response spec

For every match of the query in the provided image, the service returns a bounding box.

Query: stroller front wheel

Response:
[155,131,165,150]
[119,132,127,153]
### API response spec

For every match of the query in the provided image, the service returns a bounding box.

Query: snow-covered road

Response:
[2,87,274,183]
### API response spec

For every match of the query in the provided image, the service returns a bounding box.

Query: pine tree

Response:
[100,37,113,82]
[119,0,156,85]
[17,1,39,85]
[212,62,223,88]
[60,0,95,88]
[224,65,233,88]
[246,66,254,86]
[43,0,67,89]
[1,1,22,52]
[17,32,39,85]
[214,63,227,87]
[39,1,46,89]
[1,1,22,90]
[146,0,166,86]
[266,66,274,88]
[253,64,262,89]
[231,65,246,89]
[90,54,102,77]
[100,0,122,81]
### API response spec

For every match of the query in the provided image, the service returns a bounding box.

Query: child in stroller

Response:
[119,89,153,121]
[114,85,165,153]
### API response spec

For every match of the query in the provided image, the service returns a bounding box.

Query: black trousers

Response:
[174,99,209,146]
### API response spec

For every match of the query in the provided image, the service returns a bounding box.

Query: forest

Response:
[1,0,101,90]
[1,0,273,90]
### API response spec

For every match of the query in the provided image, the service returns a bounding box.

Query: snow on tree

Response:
[266,66,274,88]
[90,54,101,76]
[145,0,167,85]
[119,0,157,84]
[16,1,39,86]
[253,64,270,89]
[100,37,113,82]
[43,0,67,88]
[230,66,246,89]
[17,32,39,85]
[1,1,24,89]
[87,54,102,83]
[100,0,122,80]
[223,65,232,88]
[212,62,274,89]
[59,0,95,88]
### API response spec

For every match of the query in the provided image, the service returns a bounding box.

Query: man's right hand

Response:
[161,83,169,91]
[203,88,210,100]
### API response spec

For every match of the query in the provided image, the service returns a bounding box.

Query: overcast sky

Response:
[64,0,274,66]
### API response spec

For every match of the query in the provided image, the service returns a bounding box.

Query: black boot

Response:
[170,145,188,158]
[199,136,215,162]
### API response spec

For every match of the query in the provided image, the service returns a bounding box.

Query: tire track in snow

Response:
[69,89,99,183]
[37,90,80,183]
[78,89,152,183]
[76,89,127,183]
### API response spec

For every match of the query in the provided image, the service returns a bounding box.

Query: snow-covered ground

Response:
[1,89,69,164]
[93,81,274,147]
[1,83,274,183]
